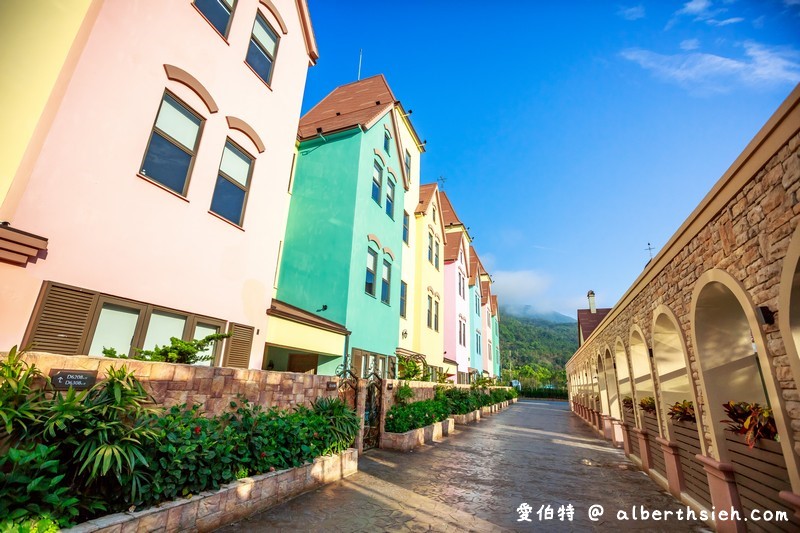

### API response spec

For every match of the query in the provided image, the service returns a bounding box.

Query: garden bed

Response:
[453,409,481,425]
[63,449,358,533]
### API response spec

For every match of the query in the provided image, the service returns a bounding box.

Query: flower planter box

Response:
[62,449,358,533]
[442,417,454,436]
[425,421,443,443]
[453,409,480,425]
[381,427,425,452]
[481,406,492,416]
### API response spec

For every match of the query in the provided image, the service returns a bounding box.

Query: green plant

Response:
[622,396,634,412]
[0,346,50,448]
[444,388,478,415]
[310,397,360,455]
[667,400,696,423]
[638,396,656,414]
[394,382,414,405]
[384,399,450,433]
[722,401,778,448]
[397,356,423,381]
[0,444,81,529]
[435,368,451,384]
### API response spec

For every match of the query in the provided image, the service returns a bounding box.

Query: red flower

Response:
[260,452,266,458]
[269,466,276,472]
[194,426,201,435]
[313,432,319,438]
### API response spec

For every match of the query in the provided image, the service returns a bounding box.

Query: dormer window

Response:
[384,132,391,154]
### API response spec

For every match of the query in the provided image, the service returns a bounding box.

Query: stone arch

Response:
[597,353,610,415]
[652,305,700,443]
[614,338,634,425]
[629,325,655,430]
[603,345,622,419]
[778,223,800,389]
[163,65,218,113]
[691,268,797,487]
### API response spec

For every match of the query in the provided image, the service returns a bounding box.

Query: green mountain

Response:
[499,310,578,370]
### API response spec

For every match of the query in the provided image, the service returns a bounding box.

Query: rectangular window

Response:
[142,310,187,352]
[372,161,382,205]
[246,13,279,85]
[427,233,433,263]
[381,260,391,304]
[427,296,432,328]
[434,300,439,332]
[434,241,440,270]
[384,132,391,154]
[400,281,407,318]
[386,180,395,219]
[194,0,235,37]
[210,140,253,226]
[365,249,378,296]
[192,322,222,366]
[402,212,409,244]
[404,149,411,178]
[140,92,202,196]
[432,206,437,224]
[476,333,481,354]
[88,303,142,357]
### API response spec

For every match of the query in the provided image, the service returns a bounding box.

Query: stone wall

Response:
[17,352,339,415]
[568,125,800,459]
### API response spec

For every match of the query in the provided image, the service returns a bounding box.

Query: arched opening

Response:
[629,328,654,429]
[652,309,695,441]
[779,224,800,388]
[597,354,610,415]
[604,348,621,419]
[614,340,633,426]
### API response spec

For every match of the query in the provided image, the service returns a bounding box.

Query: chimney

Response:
[587,290,596,313]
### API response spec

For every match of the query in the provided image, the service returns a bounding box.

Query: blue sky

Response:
[301,0,800,317]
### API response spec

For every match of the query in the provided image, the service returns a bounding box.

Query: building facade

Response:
[0,0,318,369]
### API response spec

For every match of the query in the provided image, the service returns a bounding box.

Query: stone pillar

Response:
[656,437,684,498]
[611,418,624,448]
[632,427,651,471]
[354,379,367,454]
[779,491,800,522]
[696,454,746,533]
[602,415,613,440]
[620,422,632,455]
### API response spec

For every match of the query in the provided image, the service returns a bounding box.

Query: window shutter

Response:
[223,323,254,368]
[25,283,97,354]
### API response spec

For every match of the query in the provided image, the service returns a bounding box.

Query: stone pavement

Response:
[217,400,710,532]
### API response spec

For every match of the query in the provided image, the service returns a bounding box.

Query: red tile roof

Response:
[480,280,490,306]
[469,246,488,286]
[491,295,499,317]
[444,232,464,263]
[298,75,396,140]
[577,308,612,344]
[417,183,437,215]
[439,191,463,227]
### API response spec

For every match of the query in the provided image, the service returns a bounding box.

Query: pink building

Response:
[441,192,472,384]
[0,0,318,368]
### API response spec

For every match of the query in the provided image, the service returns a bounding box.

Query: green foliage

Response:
[667,400,696,423]
[443,388,478,415]
[384,399,450,433]
[0,444,79,529]
[397,356,423,381]
[435,368,451,384]
[638,396,656,414]
[499,311,577,384]
[722,401,778,447]
[505,388,518,400]
[310,397,361,455]
[470,375,493,391]
[0,346,49,448]
[519,387,567,399]
[490,388,506,405]
[103,333,230,365]
[394,382,414,405]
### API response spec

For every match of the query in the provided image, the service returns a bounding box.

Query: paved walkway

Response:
[217,401,710,532]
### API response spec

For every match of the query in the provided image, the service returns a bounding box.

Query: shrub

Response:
[490,388,506,405]
[384,399,449,433]
[0,346,49,448]
[519,387,568,399]
[394,382,414,405]
[622,396,634,412]
[722,401,778,447]
[103,333,230,365]
[310,397,360,455]
[444,388,477,415]
[638,396,656,414]
[667,400,696,423]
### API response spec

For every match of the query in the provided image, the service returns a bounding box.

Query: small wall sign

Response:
[49,369,98,390]
[326,381,337,391]
[387,383,394,390]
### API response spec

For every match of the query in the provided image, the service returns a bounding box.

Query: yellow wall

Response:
[265,316,346,358]
[413,192,445,369]
[0,0,93,208]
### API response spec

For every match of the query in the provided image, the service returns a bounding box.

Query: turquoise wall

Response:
[492,315,500,377]
[469,284,483,373]
[277,130,361,326]
[345,114,403,359]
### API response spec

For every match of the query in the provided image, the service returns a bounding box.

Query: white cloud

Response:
[680,38,701,50]
[618,5,645,21]
[707,16,744,26]
[621,41,800,92]
[491,269,551,308]
[668,0,745,28]
[677,0,712,16]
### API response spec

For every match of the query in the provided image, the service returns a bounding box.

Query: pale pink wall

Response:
[482,293,492,377]
[0,0,312,368]
[443,239,471,381]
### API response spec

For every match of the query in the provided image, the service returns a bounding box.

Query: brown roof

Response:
[298,75,396,140]
[417,183,437,215]
[491,295,498,317]
[439,191,463,227]
[443,231,464,263]
[267,299,350,335]
[480,280,490,306]
[577,308,612,344]
[0,223,48,266]
[469,246,488,285]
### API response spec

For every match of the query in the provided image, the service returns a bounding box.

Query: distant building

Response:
[576,290,611,346]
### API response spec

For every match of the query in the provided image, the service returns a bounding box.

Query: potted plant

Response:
[622,396,634,412]
[667,400,696,423]
[722,401,778,448]
[638,396,656,414]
